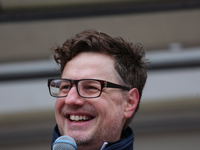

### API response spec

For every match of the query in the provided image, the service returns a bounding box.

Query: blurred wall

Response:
[0,1,200,150]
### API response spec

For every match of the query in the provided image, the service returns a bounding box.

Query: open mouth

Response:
[68,115,94,122]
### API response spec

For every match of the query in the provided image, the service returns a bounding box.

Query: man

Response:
[48,29,147,150]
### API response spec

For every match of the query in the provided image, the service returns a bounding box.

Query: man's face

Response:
[55,52,127,149]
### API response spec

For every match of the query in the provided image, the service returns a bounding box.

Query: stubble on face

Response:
[55,52,127,149]
[75,107,125,150]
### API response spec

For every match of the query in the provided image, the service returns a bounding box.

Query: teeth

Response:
[75,115,79,121]
[70,115,75,120]
[70,115,92,122]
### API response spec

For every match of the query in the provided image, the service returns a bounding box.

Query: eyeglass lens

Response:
[50,79,102,98]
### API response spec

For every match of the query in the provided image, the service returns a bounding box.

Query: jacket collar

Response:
[51,125,134,150]
[103,127,134,150]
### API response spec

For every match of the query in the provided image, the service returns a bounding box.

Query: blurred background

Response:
[0,0,200,150]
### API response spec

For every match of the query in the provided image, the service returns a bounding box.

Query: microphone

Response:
[52,136,78,150]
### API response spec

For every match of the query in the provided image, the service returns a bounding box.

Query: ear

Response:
[124,88,139,119]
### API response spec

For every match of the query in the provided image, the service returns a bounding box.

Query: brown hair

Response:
[53,29,147,128]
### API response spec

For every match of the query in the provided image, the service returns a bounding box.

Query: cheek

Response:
[103,92,124,106]
[55,99,64,115]
[100,93,125,116]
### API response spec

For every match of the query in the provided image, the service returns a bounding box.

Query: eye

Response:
[82,82,101,92]
[60,82,71,91]
[86,85,100,90]
[60,85,70,89]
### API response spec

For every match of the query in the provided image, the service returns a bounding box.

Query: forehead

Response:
[62,52,117,81]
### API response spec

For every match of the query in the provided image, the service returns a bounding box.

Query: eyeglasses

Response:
[48,78,130,98]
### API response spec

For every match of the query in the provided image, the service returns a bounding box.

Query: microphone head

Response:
[52,136,77,150]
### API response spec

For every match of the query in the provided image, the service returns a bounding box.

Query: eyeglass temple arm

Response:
[105,81,130,90]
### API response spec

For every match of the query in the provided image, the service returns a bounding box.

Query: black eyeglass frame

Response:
[48,78,130,98]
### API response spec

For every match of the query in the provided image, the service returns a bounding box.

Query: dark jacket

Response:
[51,125,134,150]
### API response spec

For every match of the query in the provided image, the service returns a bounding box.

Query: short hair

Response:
[53,29,147,128]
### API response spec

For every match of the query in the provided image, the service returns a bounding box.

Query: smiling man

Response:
[48,29,147,150]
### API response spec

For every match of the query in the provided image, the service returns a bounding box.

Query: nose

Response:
[64,86,85,107]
